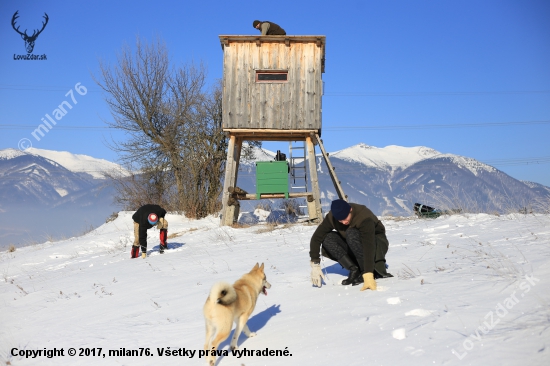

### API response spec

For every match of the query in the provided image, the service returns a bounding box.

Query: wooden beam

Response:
[224,128,318,134]
[306,136,323,222]
[223,129,319,141]
[315,133,347,201]
[221,135,241,226]
[232,192,314,200]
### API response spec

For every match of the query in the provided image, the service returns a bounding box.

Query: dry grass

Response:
[398,264,421,280]
[231,223,252,229]
[8,244,16,253]
[80,224,95,236]
[382,215,417,222]
[255,223,277,234]
[105,212,119,223]
[168,228,198,238]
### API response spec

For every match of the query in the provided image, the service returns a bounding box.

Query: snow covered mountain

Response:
[235,143,550,216]
[23,148,129,179]
[1,144,549,248]
[331,144,441,171]
[0,148,123,248]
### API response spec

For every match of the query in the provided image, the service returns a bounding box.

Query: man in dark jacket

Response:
[310,199,392,290]
[252,20,286,35]
[131,204,168,258]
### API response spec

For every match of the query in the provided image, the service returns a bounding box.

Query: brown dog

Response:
[203,263,271,365]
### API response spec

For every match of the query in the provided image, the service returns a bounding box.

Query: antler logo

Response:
[12,10,49,54]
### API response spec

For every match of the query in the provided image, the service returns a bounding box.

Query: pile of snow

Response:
[1,212,549,365]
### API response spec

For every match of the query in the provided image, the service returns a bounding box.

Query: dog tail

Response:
[208,281,237,306]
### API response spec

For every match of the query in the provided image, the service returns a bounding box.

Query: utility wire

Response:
[2,84,550,96]
[2,120,549,130]
[323,120,550,130]
[324,90,550,97]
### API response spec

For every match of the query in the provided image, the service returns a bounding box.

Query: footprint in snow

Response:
[404,346,425,356]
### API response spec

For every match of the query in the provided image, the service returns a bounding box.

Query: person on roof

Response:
[252,20,286,35]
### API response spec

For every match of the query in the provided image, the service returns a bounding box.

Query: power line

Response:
[2,84,550,96]
[0,125,111,130]
[2,120,549,131]
[235,156,550,177]
[323,120,550,130]
[481,156,550,167]
[324,90,550,97]
[0,85,102,93]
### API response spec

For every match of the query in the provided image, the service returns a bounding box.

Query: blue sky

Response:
[1,0,549,185]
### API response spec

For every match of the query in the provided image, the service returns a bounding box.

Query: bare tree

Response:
[97,36,228,218]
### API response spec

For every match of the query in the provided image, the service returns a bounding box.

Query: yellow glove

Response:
[360,273,377,291]
[310,261,326,287]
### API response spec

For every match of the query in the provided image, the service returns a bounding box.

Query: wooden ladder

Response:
[315,133,347,201]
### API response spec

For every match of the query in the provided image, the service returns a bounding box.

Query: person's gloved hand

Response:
[360,272,377,291]
[310,261,326,287]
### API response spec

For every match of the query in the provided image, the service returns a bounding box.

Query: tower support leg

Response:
[306,136,323,222]
[221,135,242,226]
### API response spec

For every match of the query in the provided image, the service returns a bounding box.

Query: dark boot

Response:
[131,245,140,259]
[374,261,394,279]
[338,255,362,286]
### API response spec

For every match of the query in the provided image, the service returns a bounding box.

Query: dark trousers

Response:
[322,228,391,277]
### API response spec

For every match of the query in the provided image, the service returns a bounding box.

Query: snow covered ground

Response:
[1,212,549,365]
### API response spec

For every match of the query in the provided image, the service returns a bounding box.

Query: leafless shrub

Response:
[8,245,16,253]
[105,212,119,223]
[255,200,273,211]
[279,198,305,216]
[96,36,233,218]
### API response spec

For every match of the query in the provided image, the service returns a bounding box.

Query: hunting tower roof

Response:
[219,35,326,73]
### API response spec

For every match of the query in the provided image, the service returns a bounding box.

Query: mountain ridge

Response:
[1,145,548,247]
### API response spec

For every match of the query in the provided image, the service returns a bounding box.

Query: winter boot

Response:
[159,229,168,254]
[338,255,362,286]
[374,261,394,279]
[141,252,146,259]
[131,245,140,259]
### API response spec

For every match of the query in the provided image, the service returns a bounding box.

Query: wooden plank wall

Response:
[222,37,324,131]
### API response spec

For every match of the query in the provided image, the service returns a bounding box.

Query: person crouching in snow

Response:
[131,204,168,258]
[309,199,393,290]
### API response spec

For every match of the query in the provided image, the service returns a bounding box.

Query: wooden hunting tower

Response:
[219,35,346,226]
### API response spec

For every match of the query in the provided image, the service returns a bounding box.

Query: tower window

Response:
[256,71,288,83]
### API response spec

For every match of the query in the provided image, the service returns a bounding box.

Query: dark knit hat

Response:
[331,199,351,220]
[253,20,261,28]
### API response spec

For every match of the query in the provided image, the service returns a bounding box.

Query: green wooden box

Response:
[255,161,289,199]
